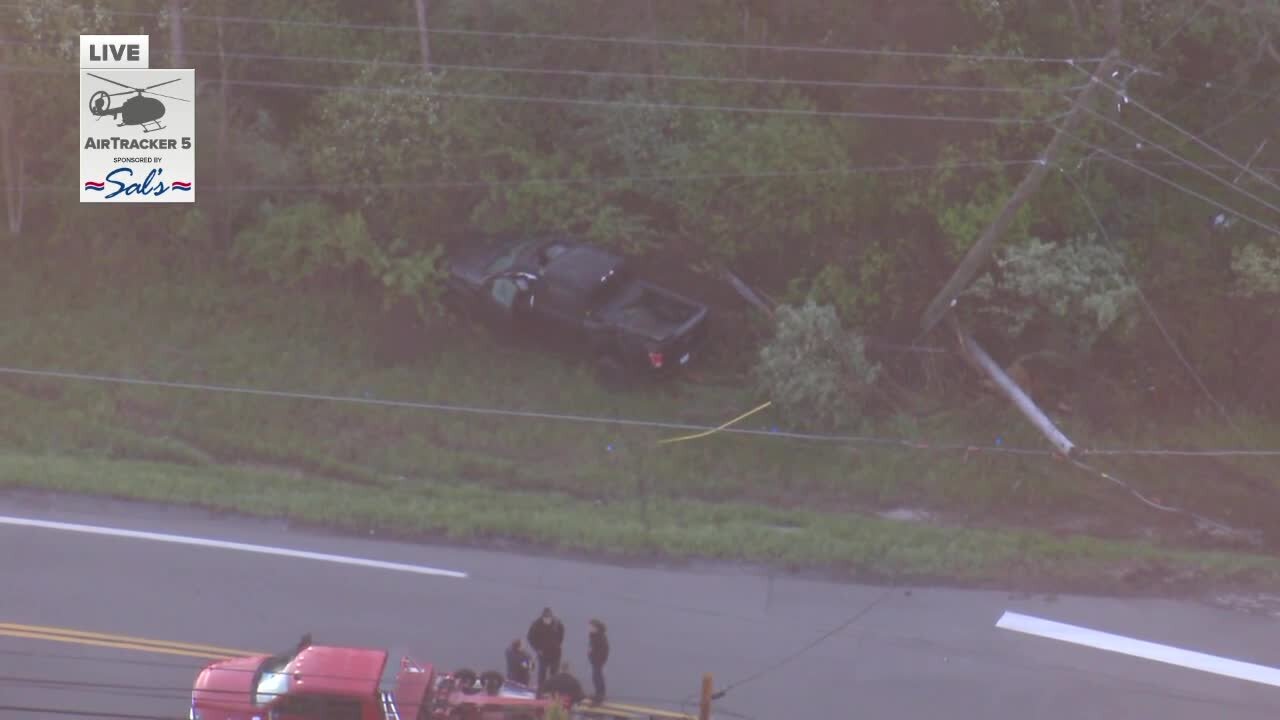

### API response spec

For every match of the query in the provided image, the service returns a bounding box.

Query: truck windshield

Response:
[255,657,292,706]
[485,239,537,275]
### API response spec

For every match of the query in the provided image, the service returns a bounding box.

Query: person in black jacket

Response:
[505,638,532,686]
[587,619,609,704]
[526,607,565,695]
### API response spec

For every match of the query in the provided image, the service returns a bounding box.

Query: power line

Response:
[0,3,1099,64]
[16,159,1048,194]
[0,365,1276,457]
[1081,65,1280,197]
[1074,102,1280,220]
[3,63,1044,125]
[1056,124,1280,238]
[1154,0,1216,52]
[1058,168,1247,439]
[699,588,893,704]
[0,365,1051,455]
[0,38,1077,96]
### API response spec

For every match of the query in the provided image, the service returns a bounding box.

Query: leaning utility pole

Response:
[919,47,1123,336]
[917,0,1125,458]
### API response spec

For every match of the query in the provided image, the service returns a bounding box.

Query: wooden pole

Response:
[919,48,1123,336]
[169,0,185,68]
[414,0,432,71]
[698,673,713,720]
[948,315,1076,457]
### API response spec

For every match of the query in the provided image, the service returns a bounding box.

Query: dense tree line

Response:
[3,0,1279,423]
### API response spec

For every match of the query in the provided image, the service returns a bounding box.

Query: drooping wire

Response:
[1057,167,1247,440]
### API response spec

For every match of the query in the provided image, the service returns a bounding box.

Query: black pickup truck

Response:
[444,235,709,383]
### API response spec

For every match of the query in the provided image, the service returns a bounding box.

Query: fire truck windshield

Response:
[254,658,292,706]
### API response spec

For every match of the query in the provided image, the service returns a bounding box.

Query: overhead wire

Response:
[1058,167,1248,440]
[0,3,1100,65]
[0,366,1275,458]
[1054,124,1280,237]
[0,156,1054,195]
[0,365,1053,456]
[1078,64,1280,196]
[1153,0,1217,52]
[1054,171,1255,526]
[1072,102,1280,220]
[679,587,894,708]
[0,38,1079,96]
[2,62,1045,125]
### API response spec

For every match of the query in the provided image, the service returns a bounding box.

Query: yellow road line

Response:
[593,701,696,720]
[0,623,263,659]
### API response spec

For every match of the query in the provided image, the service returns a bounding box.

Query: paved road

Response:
[1,491,1278,719]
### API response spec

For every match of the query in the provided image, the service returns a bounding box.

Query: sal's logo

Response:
[79,34,195,204]
[84,168,192,198]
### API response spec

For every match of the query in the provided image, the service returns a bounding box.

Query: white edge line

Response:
[996,610,1280,688]
[0,515,468,579]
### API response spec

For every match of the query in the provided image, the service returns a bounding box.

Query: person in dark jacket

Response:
[542,661,586,706]
[505,638,532,686]
[587,619,609,704]
[526,607,565,695]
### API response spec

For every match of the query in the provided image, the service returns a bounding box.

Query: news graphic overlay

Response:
[80,35,195,203]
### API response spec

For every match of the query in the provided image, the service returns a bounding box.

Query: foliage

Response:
[754,300,882,430]
[1232,242,1280,298]
[4,0,1280,409]
[965,235,1139,353]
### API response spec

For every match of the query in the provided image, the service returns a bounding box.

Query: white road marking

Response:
[0,515,468,579]
[997,610,1280,688]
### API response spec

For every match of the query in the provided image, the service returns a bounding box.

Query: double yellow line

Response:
[0,622,263,660]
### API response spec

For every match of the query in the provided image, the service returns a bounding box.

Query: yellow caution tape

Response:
[656,400,772,445]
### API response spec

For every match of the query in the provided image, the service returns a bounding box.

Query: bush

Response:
[753,300,881,431]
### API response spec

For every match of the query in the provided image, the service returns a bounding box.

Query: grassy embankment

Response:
[2,251,1279,591]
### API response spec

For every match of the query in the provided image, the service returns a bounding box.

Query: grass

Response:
[1,247,1279,589]
[3,450,1278,591]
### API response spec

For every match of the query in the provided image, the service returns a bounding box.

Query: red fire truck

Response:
[189,636,698,720]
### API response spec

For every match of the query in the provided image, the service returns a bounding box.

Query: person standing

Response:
[505,638,532,686]
[526,607,565,695]
[587,619,609,704]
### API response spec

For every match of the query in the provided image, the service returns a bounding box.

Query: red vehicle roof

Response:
[288,645,388,698]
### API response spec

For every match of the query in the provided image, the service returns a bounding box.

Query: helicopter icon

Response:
[87,73,189,133]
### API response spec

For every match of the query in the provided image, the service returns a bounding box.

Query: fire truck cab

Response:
[190,639,436,720]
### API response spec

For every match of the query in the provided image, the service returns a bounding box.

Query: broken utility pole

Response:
[918,0,1124,457]
[919,47,1124,337]
[948,316,1076,458]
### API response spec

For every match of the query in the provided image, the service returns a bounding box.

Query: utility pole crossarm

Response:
[919,49,1124,336]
